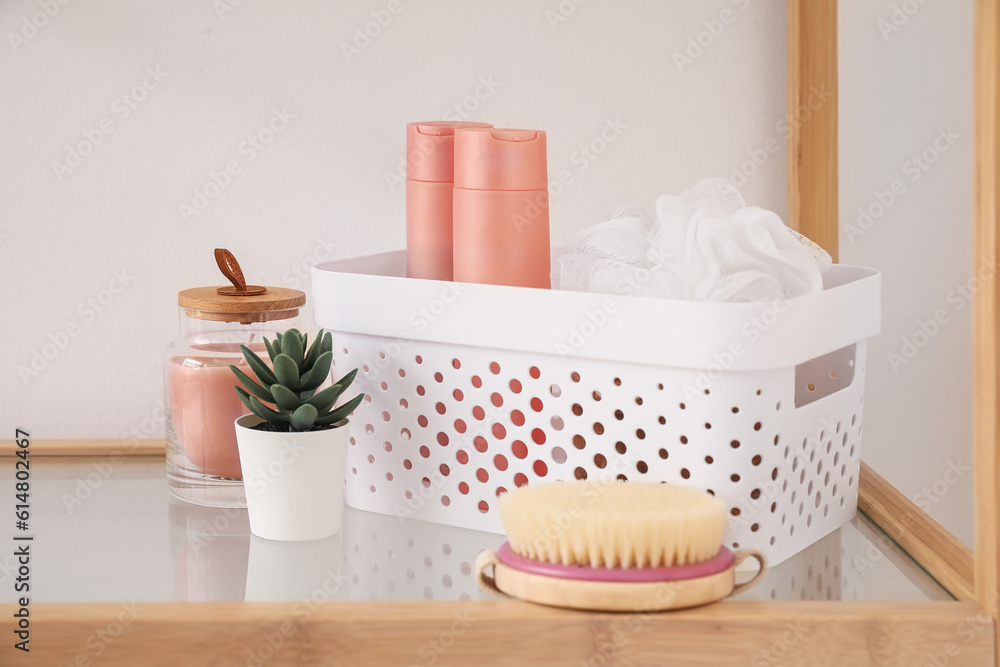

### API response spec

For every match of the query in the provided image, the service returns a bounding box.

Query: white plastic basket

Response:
[313,251,880,566]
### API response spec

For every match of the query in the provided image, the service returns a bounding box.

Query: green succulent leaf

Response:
[333,367,358,394]
[240,346,278,387]
[282,329,304,368]
[315,393,364,426]
[273,354,300,391]
[234,386,258,414]
[263,337,278,362]
[313,412,343,426]
[290,404,318,431]
[271,384,301,412]
[230,366,275,403]
[250,396,289,424]
[306,382,342,414]
[303,329,326,369]
[299,351,333,393]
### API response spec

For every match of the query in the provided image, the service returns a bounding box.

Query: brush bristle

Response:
[498,481,727,569]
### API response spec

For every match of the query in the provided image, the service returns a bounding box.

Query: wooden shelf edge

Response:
[0,600,991,667]
[0,439,165,458]
[858,461,975,601]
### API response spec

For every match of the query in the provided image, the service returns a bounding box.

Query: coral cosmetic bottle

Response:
[406,121,492,280]
[453,128,550,288]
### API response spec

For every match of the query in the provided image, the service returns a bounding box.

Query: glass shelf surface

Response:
[0,457,951,604]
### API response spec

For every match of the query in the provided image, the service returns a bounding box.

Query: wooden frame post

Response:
[974,0,1000,660]
[787,0,839,260]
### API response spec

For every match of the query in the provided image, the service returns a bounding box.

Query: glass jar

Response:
[165,259,306,507]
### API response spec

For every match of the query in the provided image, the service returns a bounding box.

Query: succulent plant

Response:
[230,328,364,432]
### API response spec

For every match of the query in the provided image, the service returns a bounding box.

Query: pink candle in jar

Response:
[168,345,259,479]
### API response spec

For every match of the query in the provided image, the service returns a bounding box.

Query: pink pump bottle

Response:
[406,121,492,280]
[452,128,550,289]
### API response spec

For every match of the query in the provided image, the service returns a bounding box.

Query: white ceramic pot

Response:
[234,415,349,541]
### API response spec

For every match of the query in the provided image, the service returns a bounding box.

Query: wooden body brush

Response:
[475,481,767,611]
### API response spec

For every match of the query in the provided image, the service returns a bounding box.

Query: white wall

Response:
[839,0,975,547]
[2,0,788,440]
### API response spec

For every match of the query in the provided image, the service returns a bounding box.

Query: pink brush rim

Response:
[496,543,734,583]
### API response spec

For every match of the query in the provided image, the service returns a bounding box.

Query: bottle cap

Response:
[406,121,493,183]
[454,128,547,191]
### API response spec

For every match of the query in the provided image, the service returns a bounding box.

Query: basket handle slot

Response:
[794,344,856,409]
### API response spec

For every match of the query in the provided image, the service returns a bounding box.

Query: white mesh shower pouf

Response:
[313,252,880,566]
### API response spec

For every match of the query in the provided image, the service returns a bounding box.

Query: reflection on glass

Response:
[169,499,251,602]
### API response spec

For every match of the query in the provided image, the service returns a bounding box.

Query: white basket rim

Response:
[313,250,881,371]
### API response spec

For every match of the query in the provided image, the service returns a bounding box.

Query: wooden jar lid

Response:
[177,249,306,323]
[177,286,306,323]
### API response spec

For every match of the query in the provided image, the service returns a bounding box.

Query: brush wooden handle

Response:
[730,549,768,597]
[474,548,768,612]
[475,549,510,599]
